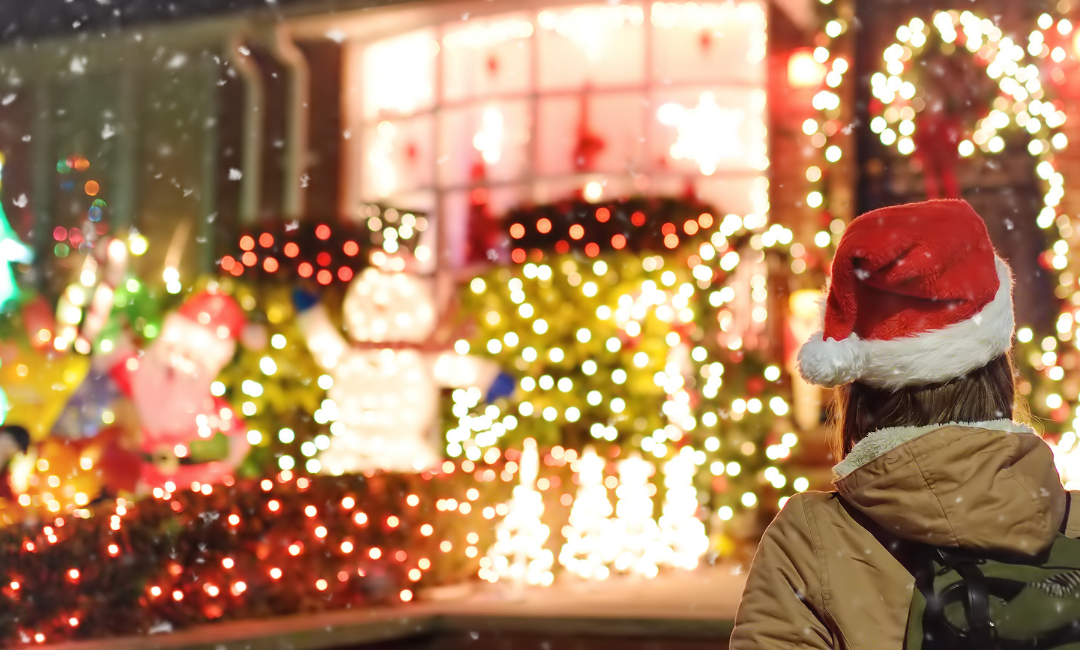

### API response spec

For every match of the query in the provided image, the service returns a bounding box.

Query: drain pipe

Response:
[269,24,310,221]
[230,35,264,225]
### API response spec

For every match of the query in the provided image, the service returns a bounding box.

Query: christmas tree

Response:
[482,438,555,589]
[212,279,329,478]
[657,447,709,570]
[612,452,661,577]
[451,197,806,526]
[558,445,616,579]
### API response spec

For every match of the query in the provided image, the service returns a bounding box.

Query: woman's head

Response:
[794,200,1021,459]
[798,201,1013,391]
[830,353,1018,458]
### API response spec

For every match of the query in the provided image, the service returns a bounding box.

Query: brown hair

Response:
[831,353,1022,459]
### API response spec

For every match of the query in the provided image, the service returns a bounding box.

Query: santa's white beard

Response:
[131,349,219,444]
[130,358,214,436]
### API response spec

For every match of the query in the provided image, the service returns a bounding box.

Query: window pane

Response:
[536,4,646,91]
[361,29,438,121]
[651,1,767,86]
[443,185,528,267]
[437,100,532,188]
[359,115,434,200]
[442,14,534,103]
[535,92,645,176]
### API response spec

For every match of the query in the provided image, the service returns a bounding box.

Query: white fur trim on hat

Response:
[798,257,1014,390]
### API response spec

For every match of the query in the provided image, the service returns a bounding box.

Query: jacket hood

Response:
[834,420,1067,556]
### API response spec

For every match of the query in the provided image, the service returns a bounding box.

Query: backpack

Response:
[902,534,1080,650]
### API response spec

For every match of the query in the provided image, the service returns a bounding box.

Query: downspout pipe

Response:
[230,35,264,225]
[267,24,310,221]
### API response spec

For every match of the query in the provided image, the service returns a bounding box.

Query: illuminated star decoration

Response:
[657,92,745,176]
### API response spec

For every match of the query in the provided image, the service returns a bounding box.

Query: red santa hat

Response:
[176,291,246,340]
[797,199,1014,390]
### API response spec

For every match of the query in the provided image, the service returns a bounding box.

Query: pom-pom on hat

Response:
[797,199,1014,390]
[177,291,247,340]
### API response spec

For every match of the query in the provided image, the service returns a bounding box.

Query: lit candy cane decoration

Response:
[55,237,129,355]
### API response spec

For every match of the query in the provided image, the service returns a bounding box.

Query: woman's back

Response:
[731,422,1080,650]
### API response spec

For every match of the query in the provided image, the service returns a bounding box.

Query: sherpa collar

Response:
[833,419,1035,480]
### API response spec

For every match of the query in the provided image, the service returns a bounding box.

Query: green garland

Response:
[0,457,581,646]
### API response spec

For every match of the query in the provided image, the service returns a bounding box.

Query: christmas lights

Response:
[0,451,583,645]
[807,0,850,256]
[295,257,503,474]
[612,453,662,577]
[482,439,555,589]
[453,197,800,517]
[558,446,617,579]
[656,448,709,569]
[221,208,430,284]
[863,10,1080,451]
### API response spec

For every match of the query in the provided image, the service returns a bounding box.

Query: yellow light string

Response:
[810,0,850,252]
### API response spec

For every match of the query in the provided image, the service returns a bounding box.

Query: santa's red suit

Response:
[107,291,249,488]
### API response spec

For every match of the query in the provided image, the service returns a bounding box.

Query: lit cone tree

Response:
[612,452,661,577]
[558,445,616,579]
[657,447,709,569]
[483,438,555,589]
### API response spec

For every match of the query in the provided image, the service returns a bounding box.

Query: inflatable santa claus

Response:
[107,290,249,488]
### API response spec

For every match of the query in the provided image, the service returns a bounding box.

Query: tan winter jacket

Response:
[730,420,1080,650]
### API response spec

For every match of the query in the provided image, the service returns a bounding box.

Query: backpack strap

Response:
[835,497,955,650]
[951,560,995,648]
[1064,491,1079,537]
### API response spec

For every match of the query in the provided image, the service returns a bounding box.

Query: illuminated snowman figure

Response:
[295,259,505,474]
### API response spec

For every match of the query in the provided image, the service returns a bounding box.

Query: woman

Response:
[730,199,1080,649]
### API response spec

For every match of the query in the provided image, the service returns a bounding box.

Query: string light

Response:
[482,439,555,587]
[558,446,617,579]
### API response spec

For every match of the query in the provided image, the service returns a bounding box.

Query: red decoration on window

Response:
[573,88,605,172]
[464,160,503,266]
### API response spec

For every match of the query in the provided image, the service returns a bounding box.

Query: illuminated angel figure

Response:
[0,203,32,312]
[294,254,511,474]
